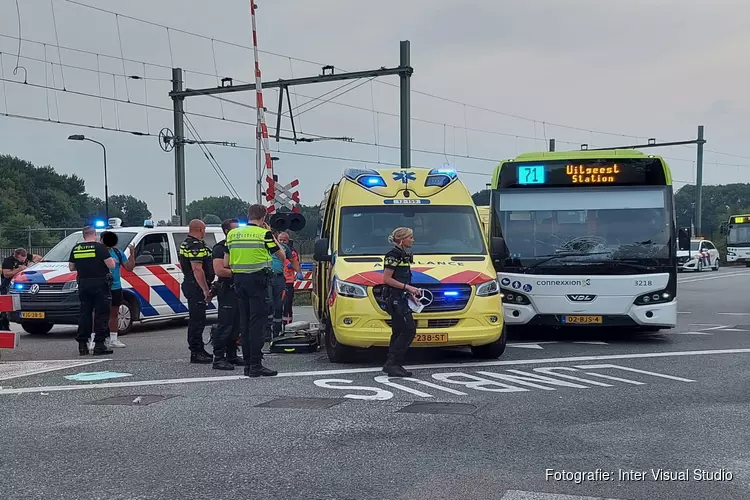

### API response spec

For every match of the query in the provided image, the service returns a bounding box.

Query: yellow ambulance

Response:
[311,167,506,363]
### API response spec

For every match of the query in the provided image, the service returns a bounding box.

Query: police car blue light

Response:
[238,222,248,227]
[94,220,106,228]
[443,291,459,297]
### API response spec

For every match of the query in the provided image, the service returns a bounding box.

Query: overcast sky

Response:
[1,0,749,222]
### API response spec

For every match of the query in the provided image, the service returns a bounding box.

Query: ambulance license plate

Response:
[413,333,448,343]
[20,311,45,319]
[562,315,602,324]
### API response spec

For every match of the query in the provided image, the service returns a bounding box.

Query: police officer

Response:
[68,225,116,356]
[381,227,422,377]
[224,204,286,377]
[1,248,42,330]
[179,219,216,364]
[210,218,243,370]
[278,232,302,326]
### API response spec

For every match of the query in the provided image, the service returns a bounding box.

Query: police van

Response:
[8,219,225,335]
[312,167,506,363]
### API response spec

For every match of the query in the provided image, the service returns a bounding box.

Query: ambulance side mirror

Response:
[313,238,331,262]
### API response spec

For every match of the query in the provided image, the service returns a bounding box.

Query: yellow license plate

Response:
[20,311,45,319]
[413,333,449,343]
[563,315,602,324]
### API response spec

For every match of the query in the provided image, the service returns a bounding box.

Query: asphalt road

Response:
[1,267,749,500]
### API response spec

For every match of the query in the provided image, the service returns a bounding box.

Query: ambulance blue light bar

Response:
[358,175,387,188]
[425,168,457,187]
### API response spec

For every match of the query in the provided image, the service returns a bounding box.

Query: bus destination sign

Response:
[502,158,666,188]
[731,216,750,224]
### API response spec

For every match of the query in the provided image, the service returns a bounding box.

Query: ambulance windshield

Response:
[338,205,486,256]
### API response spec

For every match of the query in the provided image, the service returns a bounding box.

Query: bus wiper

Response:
[585,260,657,271]
[519,252,610,273]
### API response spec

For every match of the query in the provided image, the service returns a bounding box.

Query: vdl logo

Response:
[567,294,596,302]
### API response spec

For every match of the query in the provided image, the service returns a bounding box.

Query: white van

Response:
[8,221,224,335]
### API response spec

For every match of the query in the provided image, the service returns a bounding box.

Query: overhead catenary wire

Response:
[183,113,242,199]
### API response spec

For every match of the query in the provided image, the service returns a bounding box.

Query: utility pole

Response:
[171,68,187,226]
[549,139,556,152]
[400,41,411,170]
[694,125,705,236]
[169,41,413,209]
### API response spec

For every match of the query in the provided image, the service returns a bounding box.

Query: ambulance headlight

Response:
[476,279,500,297]
[335,279,367,298]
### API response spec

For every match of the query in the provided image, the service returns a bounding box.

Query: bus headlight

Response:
[476,279,500,297]
[500,288,531,305]
[634,289,673,306]
[335,279,367,298]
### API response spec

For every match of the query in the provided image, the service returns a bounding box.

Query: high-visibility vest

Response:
[284,248,299,284]
[226,225,273,274]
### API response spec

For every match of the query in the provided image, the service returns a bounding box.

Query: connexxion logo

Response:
[536,279,591,287]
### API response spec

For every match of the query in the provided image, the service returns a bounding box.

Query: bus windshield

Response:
[493,186,671,270]
[43,231,138,262]
[727,225,750,245]
[339,205,486,256]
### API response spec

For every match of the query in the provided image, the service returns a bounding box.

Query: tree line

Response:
[3,153,748,251]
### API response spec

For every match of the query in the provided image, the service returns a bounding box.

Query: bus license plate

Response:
[562,315,602,324]
[413,333,448,343]
[20,311,45,319]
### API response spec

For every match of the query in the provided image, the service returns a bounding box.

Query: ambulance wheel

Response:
[470,326,507,359]
[325,321,356,364]
[117,297,137,336]
[21,321,53,335]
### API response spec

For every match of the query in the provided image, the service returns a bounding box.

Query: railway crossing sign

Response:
[267,179,301,213]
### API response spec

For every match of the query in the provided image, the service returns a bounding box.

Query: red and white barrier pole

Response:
[0,294,21,351]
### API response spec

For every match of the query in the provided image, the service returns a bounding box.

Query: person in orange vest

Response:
[277,232,302,325]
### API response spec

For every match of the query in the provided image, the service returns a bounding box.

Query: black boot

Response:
[212,359,235,371]
[190,351,213,364]
[78,341,89,356]
[383,354,412,377]
[244,363,278,377]
[227,355,244,366]
[93,341,113,356]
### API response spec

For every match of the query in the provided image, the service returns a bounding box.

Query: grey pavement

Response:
[1,267,749,500]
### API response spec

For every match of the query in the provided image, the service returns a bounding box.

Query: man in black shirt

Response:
[1,248,43,330]
[210,218,242,370]
[179,219,216,364]
[69,226,116,355]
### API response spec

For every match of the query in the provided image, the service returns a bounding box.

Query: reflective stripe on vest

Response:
[73,244,96,259]
[226,225,272,273]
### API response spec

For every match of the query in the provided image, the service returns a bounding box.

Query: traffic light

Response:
[269,212,306,232]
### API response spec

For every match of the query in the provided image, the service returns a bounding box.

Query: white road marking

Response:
[1,348,750,396]
[719,328,750,332]
[678,270,750,283]
[508,343,546,349]
[0,359,109,382]
[576,364,695,382]
[501,489,622,499]
[677,311,692,314]
[671,331,713,335]
[700,325,730,331]
[573,341,609,345]
[717,312,750,316]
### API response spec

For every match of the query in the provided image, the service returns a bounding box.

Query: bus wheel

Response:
[325,321,356,363]
[21,322,54,335]
[470,326,507,359]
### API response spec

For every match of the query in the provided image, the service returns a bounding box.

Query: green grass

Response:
[293,291,312,306]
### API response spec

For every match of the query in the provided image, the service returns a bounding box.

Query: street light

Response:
[167,191,174,218]
[68,134,109,222]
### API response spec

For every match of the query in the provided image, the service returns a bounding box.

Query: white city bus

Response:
[487,150,679,332]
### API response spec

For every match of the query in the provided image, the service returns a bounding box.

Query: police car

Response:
[677,238,721,272]
[8,219,226,335]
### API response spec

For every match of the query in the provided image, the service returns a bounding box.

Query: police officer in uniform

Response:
[381,227,422,377]
[210,218,243,370]
[179,219,216,364]
[224,204,286,377]
[68,225,116,356]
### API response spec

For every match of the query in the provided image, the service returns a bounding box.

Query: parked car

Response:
[677,238,720,272]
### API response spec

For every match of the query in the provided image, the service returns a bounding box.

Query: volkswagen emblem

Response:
[29,284,40,294]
